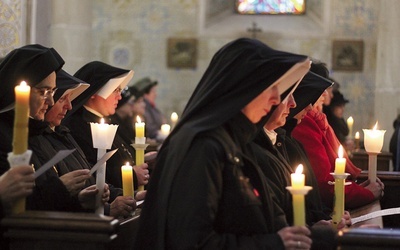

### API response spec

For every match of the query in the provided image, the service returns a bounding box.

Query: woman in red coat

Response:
[292,68,383,210]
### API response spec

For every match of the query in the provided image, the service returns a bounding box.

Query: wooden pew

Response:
[337,228,400,250]
[2,210,141,250]
[357,170,400,228]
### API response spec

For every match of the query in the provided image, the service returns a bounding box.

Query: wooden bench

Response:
[357,171,400,228]
[337,228,400,250]
[2,210,141,250]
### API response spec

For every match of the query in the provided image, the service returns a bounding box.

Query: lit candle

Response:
[161,124,171,136]
[354,131,360,150]
[291,164,305,188]
[171,112,178,129]
[121,162,134,197]
[135,116,145,138]
[13,81,30,155]
[90,118,118,215]
[134,116,146,191]
[335,145,346,174]
[291,164,306,226]
[347,116,354,138]
[363,122,386,153]
[11,81,31,214]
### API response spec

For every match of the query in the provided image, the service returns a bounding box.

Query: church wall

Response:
[1,0,396,150]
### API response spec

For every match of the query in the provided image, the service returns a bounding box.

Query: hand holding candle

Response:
[133,116,149,191]
[10,81,31,214]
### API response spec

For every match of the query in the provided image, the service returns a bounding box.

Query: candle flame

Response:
[125,162,130,167]
[171,112,178,122]
[295,164,303,174]
[355,131,360,139]
[338,145,344,158]
[100,118,105,124]
[347,116,353,124]
[137,116,142,123]
[373,121,378,130]
[20,81,28,87]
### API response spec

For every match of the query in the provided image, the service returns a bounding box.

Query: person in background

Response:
[324,89,350,144]
[292,63,384,211]
[389,114,400,171]
[134,77,167,142]
[135,38,313,250]
[63,62,149,190]
[110,86,144,146]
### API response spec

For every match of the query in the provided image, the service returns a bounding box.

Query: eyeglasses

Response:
[33,87,57,100]
[113,87,123,94]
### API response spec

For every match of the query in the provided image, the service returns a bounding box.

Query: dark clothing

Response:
[278,120,332,220]
[135,38,310,249]
[144,98,166,140]
[139,115,287,249]
[389,115,400,171]
[63,107,137,189]
[323,105,349,144]
[109,114,135,146]
[30,124,122,201]
[0,111,86,213]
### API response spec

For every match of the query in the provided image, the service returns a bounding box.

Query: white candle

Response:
[363,122,386,153]
[161,124,171,136]
[347,116,354,138]
[170,112,178,129]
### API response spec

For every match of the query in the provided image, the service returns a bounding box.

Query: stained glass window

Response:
[236,0,306,15]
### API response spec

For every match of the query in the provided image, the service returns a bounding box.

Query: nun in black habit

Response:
[134,38,312,249]
[62,62,150,191]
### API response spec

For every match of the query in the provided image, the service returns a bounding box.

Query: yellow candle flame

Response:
[338,145,344,158]
[355,131,360,139]
[137,115,142,123]
[20,81,28,88]
[295,164,303,174]
[125,162,130,167]
[100,118,105,124]
[347,116,354,125]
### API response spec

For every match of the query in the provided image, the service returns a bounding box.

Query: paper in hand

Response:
[34,149,76,179]
[89,149,118,175]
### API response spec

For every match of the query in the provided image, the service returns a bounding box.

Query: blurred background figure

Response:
[389,114,400,171]
[325,89,350,145]
[134,77,167,142]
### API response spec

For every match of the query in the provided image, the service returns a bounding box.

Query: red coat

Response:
[292,109,375,209]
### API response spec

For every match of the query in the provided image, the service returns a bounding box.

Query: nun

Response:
[134,38,312,249]
[62,62,150,191]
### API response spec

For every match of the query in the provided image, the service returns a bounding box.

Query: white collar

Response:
[264,128,277,145]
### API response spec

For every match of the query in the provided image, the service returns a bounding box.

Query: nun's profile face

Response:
[89,86,122,116]
[294,104,313,124]
[265,94,296,130]
[30,72,56,120]
[241,85,280,123]
[45,93,72,127]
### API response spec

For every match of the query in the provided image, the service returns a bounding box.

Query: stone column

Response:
[49,0,93,73]
[374,0,400,152]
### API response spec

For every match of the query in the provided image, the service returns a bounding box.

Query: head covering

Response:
[0,44,65,112]
[54,70,89,102]
[134,77,158,94]
[116,85,143,109]
[67,61,134,117]
[330,90,349,107]
[135,38,310,248]
[288,71,334,118]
